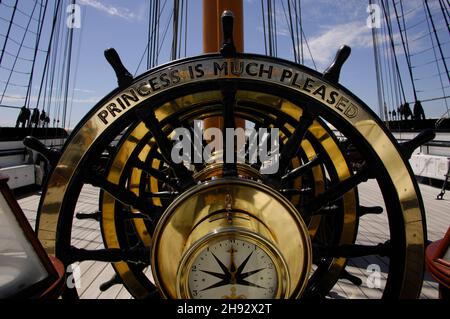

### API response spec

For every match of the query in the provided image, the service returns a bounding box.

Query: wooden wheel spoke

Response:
[133,158,181,191]
[281,155,321,184]
[315,241,391,258]
[68,246,150,264]
[88,174,162,221]
[306,165,371,212]
[137,109,194,189]
[264,110,316,187]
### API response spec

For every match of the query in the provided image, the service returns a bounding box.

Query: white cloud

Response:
[78,0,139,20]
[73,88,95,94]
[306,21,373,68]
[1,94,101,105]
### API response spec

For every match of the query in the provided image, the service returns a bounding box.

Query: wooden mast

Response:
[203,0,244,131]
[203,0,243,53]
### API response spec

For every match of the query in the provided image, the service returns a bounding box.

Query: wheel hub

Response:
[151,178,312,299]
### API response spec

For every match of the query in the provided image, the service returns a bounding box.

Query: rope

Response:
[301,28,317,70]
[410,40,450,57]
[61,0,76,129]
[36,0,62,112]
[370,0,385,120]
[412,57,450,69]
[280,0,297,63]
[423,0,449,113]
[424,0,449,83]
[0,49,35,61]
[299,0,303,63]
[393,0,418,102]
[184,0,188,57]
[0,16,39,35]
[261,0,267,55]
[157,9,174,60]
[25,0,49,109]
[0,32,48,52]
[293,0,300,62]
[380,0,407,104]
[437,0,450,38]
[1,2,40,22]
[0,0,18,65]
[0,78,29,88]
[0,0,38,105]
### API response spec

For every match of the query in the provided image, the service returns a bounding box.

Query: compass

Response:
[177,233,288,299]
[152,178,311,299]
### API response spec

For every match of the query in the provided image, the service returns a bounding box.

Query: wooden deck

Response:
[18,179,450,299]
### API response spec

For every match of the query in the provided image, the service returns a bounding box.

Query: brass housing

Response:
[151,178,312,299]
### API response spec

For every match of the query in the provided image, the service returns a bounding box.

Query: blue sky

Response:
[0,0,448,128]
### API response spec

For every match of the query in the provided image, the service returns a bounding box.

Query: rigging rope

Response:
[36,0,62,113]
[293,0,300,63]
[0,32,48,52]
[1,2,40,22]
[261,0,267,55]
[423,0,449,113]
[25,0,49,109]
[424,0,449,84]
[0,16,39,35]
[438,0,450,22]
[0,0,18,66]
[380,0,407,105]
[280,0,296,63]
[61,0,76,128]
[0,0,39,105]
[393,0,418,102]
[370,0,385,120]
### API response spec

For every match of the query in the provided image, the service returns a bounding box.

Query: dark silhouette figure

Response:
[39,110,47,127]
[15,106,31,128]
[29,108,40,128]
[392,109,397,120]
[414,101,426,120]
[399,102,413,120]
[44,115,50,128]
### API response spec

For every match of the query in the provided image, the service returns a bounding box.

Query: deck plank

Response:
[17,180,449,299]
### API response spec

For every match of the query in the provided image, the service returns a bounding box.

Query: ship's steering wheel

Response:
[35,51,428,299]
